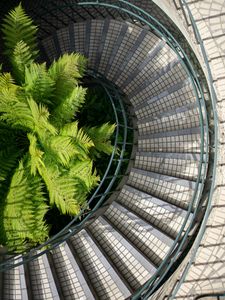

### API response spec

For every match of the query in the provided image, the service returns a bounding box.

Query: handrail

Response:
[195,293,225,300]
[168,0,218,298]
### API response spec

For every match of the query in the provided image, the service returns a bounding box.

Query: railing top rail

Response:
[168,0,218,298]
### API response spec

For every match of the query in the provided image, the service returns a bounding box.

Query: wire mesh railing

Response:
[167,0,218,298]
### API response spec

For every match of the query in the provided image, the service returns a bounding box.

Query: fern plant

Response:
[0,4,115,252]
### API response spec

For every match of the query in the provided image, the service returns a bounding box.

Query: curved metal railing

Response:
[168,0,218,298]
[195,293,225,300]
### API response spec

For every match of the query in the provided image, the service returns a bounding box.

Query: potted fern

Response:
[0,4,115,253]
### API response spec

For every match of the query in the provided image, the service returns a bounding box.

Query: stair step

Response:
[127,168,198,210]
[97,20,126,75]
[88,216,156,291]
[134,151,202,180]
[117,185,192,239]
[106,24,143,81]
[51,242,94,300]
[137,104,200,135]
[55,27,70,56]
[121,40,169,92]
[3,258,28,300]
[135,79,195,120]
[27,253,60,300]
[138,127,203,153]
[116,31,162,87]
[129,62,189,107]
[41,35,59,62]
[112,28,149,83]
[104,203,173,267]
[87,20,105,69]
[72,22,87,56]
[70,230,131,299]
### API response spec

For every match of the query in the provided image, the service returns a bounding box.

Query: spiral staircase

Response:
[0,0,224,299]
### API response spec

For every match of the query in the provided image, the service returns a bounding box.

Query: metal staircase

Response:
[0,1,218,299]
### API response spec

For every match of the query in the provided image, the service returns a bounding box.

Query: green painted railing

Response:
[168,0,218,298]
[195,293,225,300]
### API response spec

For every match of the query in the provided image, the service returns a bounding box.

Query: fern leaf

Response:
[0,160,49,252]
[24,62,55,104]
[84,123,116,157]
[27,98,57,136]
[0,146,22,182]
[48,53,87,107]
[2,3,38,59]
[48,135,79,166]
[60,122,94,159]
[38,163,80,215]
[69,159,100,191]
[0,72,17,91]
[52,86,87,127]
[0,100,34,131]
[11,41,34,83]
[27,133,44,176]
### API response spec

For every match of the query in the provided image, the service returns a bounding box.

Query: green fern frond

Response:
[24,62,55,104]
[0,77,34,130]
[27,133,44,176]
[0,146,22,182]
[37,163,80,215]
[84,123,116,157]
[0,100,34,131]
[48,53,87,107]
[69,159,100,191]
[60,122,94,159]
[48,135,79,166]
[2,3,38,59]
[27,98,57,136]
[52,86,87,127]
[0,160,49,252]
[11,41,34,83]
[0,72,17,91]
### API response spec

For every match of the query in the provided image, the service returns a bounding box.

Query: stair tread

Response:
[89,216,156,290]
[117,185,192,239]
[138,113,200,135]
[122,42,176,95]
[51,242,94,300]
[129,61,188,107]
[70,230,131,299]
[28,253,60,300]
[103,203,173,266]
[3,258,28,300]
[134,151,203,181]
[127,168,198,209]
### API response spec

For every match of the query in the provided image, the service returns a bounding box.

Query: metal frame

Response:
[168,0,218,298]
